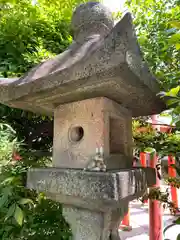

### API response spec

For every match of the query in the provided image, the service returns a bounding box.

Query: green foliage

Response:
[160,86,180,129]
[0,0,76,77]
[38,0,90,21]
[0,123,20,165]
[0,0,92,77]
[126,0,180,130]
[133,120,180,158]
[0,123,71,239]
[126,0,180,91]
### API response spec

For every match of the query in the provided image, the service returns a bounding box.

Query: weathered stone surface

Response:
[27,167,155,240]
[62,205,128,240]
[62,206,112,240]
[53,97,133,169]
[71,2,114,40]
[27,167,156,211]
[0,2,165,117]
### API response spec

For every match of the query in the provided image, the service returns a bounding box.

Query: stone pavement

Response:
[119,188,180,240]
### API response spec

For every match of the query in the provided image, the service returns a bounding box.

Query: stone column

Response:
[63,207,111,240]
[62,204,129,240]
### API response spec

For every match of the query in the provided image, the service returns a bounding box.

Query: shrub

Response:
[0,123,71,240]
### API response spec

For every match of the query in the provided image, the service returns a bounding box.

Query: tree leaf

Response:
[18,198,34,205]
[2,187,12,197]
[144,147,156,153]
[170,21,180,29]
[0,195,8,208]
[5,203,16,220]
[176,233,180,240]
[1,177,16,186]
[166,98,180,107]
[14,205,24,226]
[138,35,147,44]
[173,217,180,225]
[175,120,180,129]
[175,43,180,50]
[165,86,180,97]
[169,33,180,44]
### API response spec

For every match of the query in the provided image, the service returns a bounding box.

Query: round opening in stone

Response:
[69,126,84,142]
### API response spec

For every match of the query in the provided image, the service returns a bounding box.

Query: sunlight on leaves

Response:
[14,205,24,226]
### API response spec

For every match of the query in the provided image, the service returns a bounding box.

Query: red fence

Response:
[119,152,179,240]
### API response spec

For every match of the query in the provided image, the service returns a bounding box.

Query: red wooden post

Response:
[148,151,163,240]
[140,152,146,167]
[119,208,132,231]
[140,152,148,204]
[168,155,179,212]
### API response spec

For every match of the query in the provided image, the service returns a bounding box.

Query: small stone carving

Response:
[84,147,107,172]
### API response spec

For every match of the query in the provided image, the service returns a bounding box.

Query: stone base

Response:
[62,204,128,240]
[27,167,156,239]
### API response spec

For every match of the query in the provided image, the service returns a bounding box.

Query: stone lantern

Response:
[0,2,166,240]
